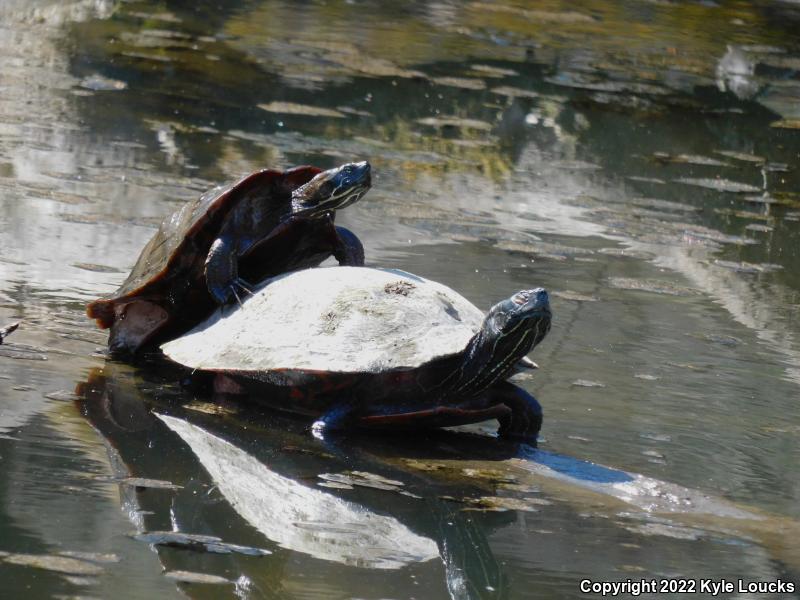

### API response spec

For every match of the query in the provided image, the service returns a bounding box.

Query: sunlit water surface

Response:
[1,1,799,598]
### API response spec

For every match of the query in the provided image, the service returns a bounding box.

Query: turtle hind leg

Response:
[311,402,361,437]
[333,225,365,266]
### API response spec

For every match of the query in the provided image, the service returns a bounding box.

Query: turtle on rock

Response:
[161,267,551,440]
[87,162,371,356]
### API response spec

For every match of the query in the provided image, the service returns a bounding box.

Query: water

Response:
[1,0,799,597]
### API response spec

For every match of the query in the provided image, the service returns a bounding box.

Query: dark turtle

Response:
[161,267,551,440]
[87,162,371,355]
[0,321,19,344]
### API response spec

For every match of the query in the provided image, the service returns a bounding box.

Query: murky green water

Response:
[1,1,800,598]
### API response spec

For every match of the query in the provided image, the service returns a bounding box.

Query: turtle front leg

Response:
[205,236,253,305]
[332,225,365,266]
[490,381,543,441]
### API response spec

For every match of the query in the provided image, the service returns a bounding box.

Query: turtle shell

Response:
[87,166,321,329]
[161,267,486,374]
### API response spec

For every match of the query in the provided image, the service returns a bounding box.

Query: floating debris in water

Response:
[668,362,710,372]
[682,228,759,246]
[490,86,538,98]
[714,208,771,221]
[430,76,486,90]
[713,260,782,273]
[546,73,668,95]
[625,522,703,540]
[640,433,672,442]
[642,450,664,459]
[770,119,800,129]
[336,106,373,117]
[2,553,104,575]
[119,477,182,490]
[471,64,518,77]
[79,75,127,91]
[0,345,48,361]
[764,162,790,172]
[164,570,232,585]
[401,460,447,472]
[552,290,598,302]
[496,240,595,258]
[131,532,271,556]
[551,160,602,170]
[280,445,333,459]
[122,51,174,63]
[183,401,239,416]
[468,2,595,22]
[318,481,354,490]
[463,496,551,512]
[257,102,346,118]
[652,152,729,167]
[744,223,773,233]
[674,177,761,193]
[627,176,666,184]
[462,468,518,484]
[698,333,741,347]
[572,379,605,388]
[58,551,120,564]
[498,483,542,494]
[63,576,99,587]
[127,11,182,23]
[619,564,647,573]
[635,374,660,381]
[416,116,493,131]
[713,150,765,163]
[71,263,125,273]
[629,198,699,212]
[318,471,408,493]
[597,247,656,260]
[607,278,700,297]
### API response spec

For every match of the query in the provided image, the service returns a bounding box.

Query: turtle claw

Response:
[230,285,244,307]
[226,279,256,307]
[234,278,255,296]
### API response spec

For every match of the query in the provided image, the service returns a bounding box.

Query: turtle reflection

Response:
[157,413,438,569]
[75,366,512,599]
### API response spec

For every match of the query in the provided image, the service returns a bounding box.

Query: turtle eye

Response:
[319,181,335,198]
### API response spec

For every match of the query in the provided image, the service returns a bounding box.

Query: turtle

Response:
[87,161,371,355]
[0,321,19,344]
[161,267,551,440]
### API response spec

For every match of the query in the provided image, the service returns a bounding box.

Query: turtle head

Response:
[449,288,551,398]
[291,161,371,216]
[489,288,551,345]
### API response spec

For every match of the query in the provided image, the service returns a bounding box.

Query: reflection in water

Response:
[158,413,439,570]
[77,366,512,599]
[2,0,800,597]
